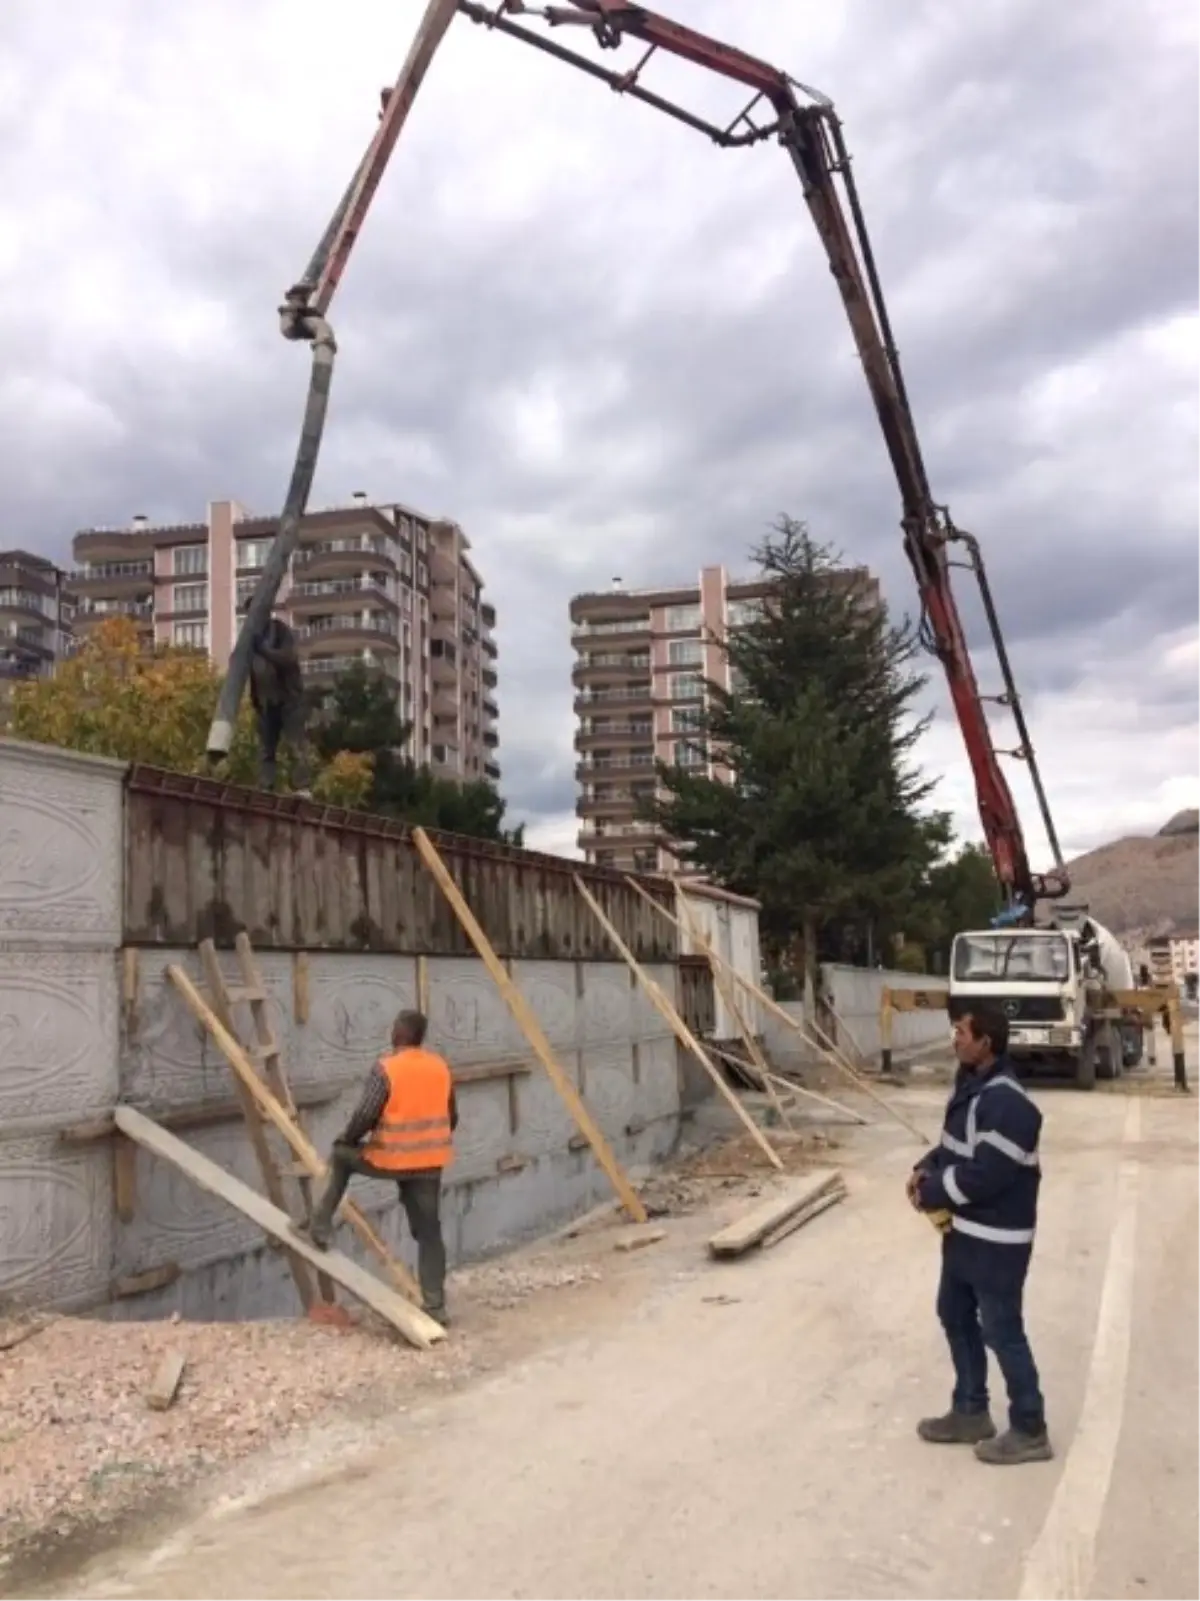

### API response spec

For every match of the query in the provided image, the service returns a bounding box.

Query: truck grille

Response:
[949,994,1065,1023]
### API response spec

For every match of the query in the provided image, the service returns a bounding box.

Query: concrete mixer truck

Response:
[948,908,1144,1090]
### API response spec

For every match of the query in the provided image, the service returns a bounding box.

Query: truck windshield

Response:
[953,934,1070,982]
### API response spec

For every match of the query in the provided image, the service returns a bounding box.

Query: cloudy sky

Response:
[3,0,1196,865]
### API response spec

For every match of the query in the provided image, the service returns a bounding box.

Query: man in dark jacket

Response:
[909,1004,1052,1464]
[245,606,310,793]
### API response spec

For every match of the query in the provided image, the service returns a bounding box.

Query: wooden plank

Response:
[166,964,425,1309]
[198,940,315,1310]
[114,1107,444,1349]
[111,1262,181,1300]
[412,828,648,1224]
[114,1136,138,1224]
[708,1171,845,1258]
[575,875,783,1172]
[293,951,311,1025]
[121,947,140,1041]
[145,1349,186,1412]
[759,1183,846,1249]
[59,1087,339,1145]
[613,1226,667,1253]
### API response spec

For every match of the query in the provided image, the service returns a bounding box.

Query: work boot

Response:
[303,1212,333,1251]
[917,1410,997,1445]
[974,1427,1053,1465]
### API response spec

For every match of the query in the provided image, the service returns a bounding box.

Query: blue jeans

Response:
[937,1262,1046,1433]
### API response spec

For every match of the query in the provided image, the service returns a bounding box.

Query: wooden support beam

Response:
[166,963,427,1317]
[292,951,311,1025]
[114,1136,138,1223]
[705,1043,867,1126]
[115,1107,444,1350]
[411,827,647,1224]
[649,906,932,1147]
[575,875,782,1171]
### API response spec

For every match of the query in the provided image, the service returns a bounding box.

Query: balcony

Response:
[0,623,54,659]
[292,535,400,577]
[71,559,154,588]
[574,682,653,708]
[576,751,656,779]
[299,652,399,681]
[290,575,394,610]
[575,718,653,749]
[295,615,397,647]
[571,615,650,641]
[482,695,499,720]
[572,652,651,682]
[484,759,501,782]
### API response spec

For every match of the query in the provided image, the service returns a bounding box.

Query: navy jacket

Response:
[916,1056,1042,1287]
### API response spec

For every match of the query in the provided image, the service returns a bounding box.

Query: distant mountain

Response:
[1060,812,1198,938]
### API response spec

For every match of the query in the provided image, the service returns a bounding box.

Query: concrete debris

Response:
[144,1350,187,1412]
[612,1227,667,1254]
[456,1260,603,1312]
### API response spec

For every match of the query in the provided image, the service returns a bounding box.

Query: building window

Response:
[417,561,428,588]
[172,620,209,650]
[238,539,271,570]
[671,705,703,733]
[173,545,207,577]
[666,603,701,632]
[172,583,208,615]
[673,739,705,768]
[236,577,259,610]
[726,597,763,629]
[670,672,704,700]
[667,637,703,666]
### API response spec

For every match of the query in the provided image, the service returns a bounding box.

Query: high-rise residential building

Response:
[0,550,75,686]
[70,496,499,783]
[570,561,880,873]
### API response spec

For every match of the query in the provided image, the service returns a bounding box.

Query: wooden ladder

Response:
[198,935,335,1310]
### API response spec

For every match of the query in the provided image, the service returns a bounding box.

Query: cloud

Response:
[2,0,1196,871]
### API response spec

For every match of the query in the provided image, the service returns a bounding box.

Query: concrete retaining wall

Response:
[0,741,693,1321]
[821,963,950,1061]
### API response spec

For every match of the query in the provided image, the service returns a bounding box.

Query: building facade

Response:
[0,550,75,686]
[570,561,879,873]
[71,496,499,783]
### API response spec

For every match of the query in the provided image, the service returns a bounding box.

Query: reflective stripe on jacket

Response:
[364,1047,454,1173]
[918,1058,1042,1270]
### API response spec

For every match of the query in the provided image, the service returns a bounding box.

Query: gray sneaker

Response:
[917,1410,997,1445]
[974,1427,1053,1465]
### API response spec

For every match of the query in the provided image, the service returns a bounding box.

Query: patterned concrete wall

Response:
[0,740,126,1313]
[0,740,689,1321]
[822,963,950,1061]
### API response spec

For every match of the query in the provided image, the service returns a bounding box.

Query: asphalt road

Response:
[71,1054,1198,1601]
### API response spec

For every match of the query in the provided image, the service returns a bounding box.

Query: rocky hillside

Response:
[1061,811,1199,937]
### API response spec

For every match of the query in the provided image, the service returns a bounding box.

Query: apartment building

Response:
[71,496,499,783]
[571,561,880,872]
[0,550,74,685]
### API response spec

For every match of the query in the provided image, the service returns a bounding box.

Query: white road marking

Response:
[1018,1095,1143,1600]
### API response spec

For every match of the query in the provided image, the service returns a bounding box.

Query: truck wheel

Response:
[1076,1036,1097,1090]
[1096,1022,1122,1082]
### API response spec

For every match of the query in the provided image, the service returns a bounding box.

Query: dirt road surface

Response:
[63,1056,1199,1601]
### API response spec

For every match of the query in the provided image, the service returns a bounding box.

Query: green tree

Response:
[646,516,940,998]
[907,840,1002,973]
[312,662,524,846]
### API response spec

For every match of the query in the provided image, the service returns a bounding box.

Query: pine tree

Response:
[647,516,941,994]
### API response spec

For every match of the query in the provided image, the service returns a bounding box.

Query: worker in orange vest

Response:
[306,1008,457,1326]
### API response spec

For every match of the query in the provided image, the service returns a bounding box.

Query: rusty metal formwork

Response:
[123,766,677,961]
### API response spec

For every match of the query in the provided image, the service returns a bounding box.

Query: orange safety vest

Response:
[364,1047,454,1173]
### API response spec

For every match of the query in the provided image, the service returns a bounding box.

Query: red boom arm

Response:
[249,0,1068,912]
[458,0,1068,912]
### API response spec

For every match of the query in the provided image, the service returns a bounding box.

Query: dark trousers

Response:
[255,702,310,790]
[937,1260,1046,1434]
[314,1143,447,1312]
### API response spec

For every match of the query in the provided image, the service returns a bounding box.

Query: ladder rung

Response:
[225,985,267,1004]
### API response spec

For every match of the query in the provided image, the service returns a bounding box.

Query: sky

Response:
[2,0,1197,867]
